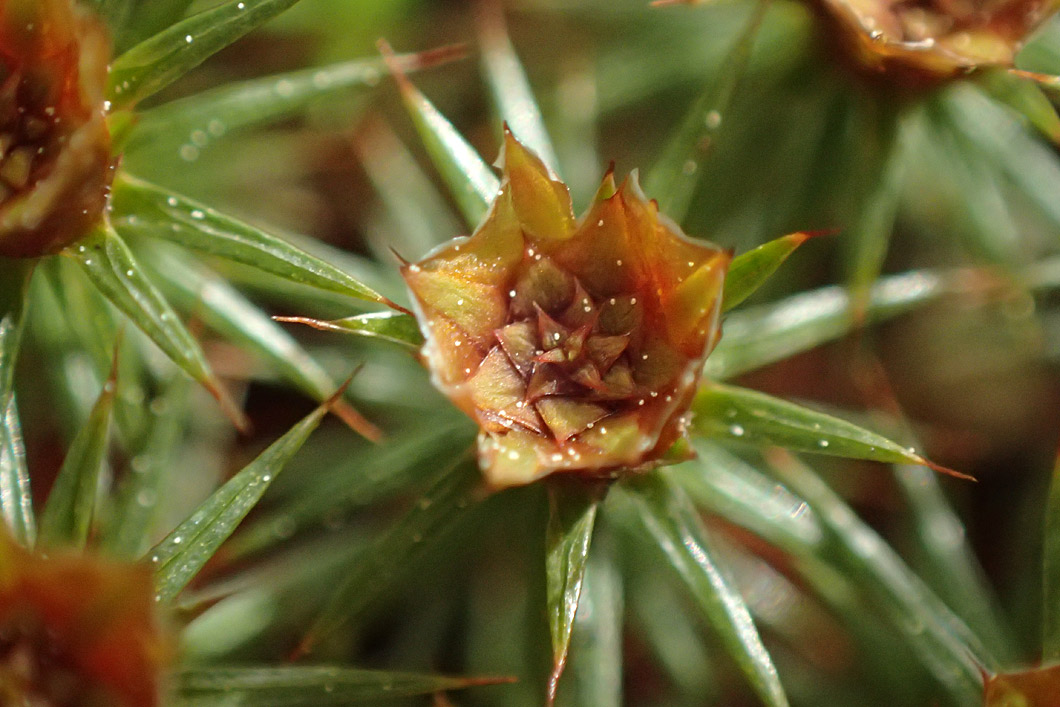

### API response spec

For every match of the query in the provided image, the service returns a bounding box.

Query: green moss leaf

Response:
[150,401,328,603]
[38,362,117,549]
[66,225,246,429]
[613,472,789,707]
[706,269,954,380]
[299,458,481,656]
[108,0,305,109]
[690,382,970,478]
[0,261,34,548]
[112,176,397,308]
[545,481,600,704]
[275,311,424,349]
[477,5,559,174]
[722,231,817,312]
[177,665,510,705]
[380,41,500,228]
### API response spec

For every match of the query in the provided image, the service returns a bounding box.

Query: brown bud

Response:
[815,0,1060,82]
[403,130,729,488]
[0,0,113,258]
[0,529,168,706]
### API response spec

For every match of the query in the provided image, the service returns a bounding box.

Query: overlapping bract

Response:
[0,0,112,257]
[817,0,1060,80]
[403,131,729,488]
[0,529,166,706]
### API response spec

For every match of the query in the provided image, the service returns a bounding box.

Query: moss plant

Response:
[2,0,1060,705]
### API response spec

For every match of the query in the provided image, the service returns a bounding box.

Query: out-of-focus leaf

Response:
[893,463,1015,662]
[228,422,473,560]
[379,41,500,228]
[108,0,305,109]
[38,363,117,550]
[844,136,904,303]
[274,312,423,349]
[942,84,1060,234]
[644,0,771,222]
[0,262,34,547]
[355,119,464,260]
[765,450,989,703]
[103,375,190,558]
[555,543,623,707]
[298,458,481,657]
[477,2,559,173]
[126,48,462,163]
[679,443,934,701]
[1043,450,1060,661]
[976,69,1060,143]
[691,383,972,479]
[112,176,397,308]
[722,231,819,312]
[176,665,510,706]
[150,401,329,602]
[706,269,956,379]
[67,225,247,430]
[545,482,600,705]
[613,473,789,707]
[141,247,380,440]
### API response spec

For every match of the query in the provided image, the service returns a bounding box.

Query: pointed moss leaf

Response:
[126,49,460,163]
[142,247,348,411]
[706,269,953,380]
[545,482,600,704]
[691,383,963,475]
[0,262,34,547]
[275,312,423,349]
[103,376,190,558]
[150,404,327,602]
[66,225,243,427]
[643,0,770,223]
[722,232,817,312]
[477,5,559,174]
[177,665,508,706]
[107,0,305,109]
[299,459,481,655]
[555,543,623,707]
[111,176,394,307]
[613,473,789,707]
[38,372,116,550]
[1044,453,1060,660]
[766,451,989,701]
[380,42,500,228]
[0,397,32,548]
[678,441,824,555]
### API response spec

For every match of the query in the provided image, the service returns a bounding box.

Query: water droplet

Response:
[179,144,199,161]
[730,424,745,437]
[172,536,183,545]
[190,209,205,220]
[705,110,722,129]
[184,34,193,43]
[818,440,829,448]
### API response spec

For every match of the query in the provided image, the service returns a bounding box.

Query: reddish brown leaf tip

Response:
[922,457,977,483]
[324,370,385,442]
[206,379,252,435]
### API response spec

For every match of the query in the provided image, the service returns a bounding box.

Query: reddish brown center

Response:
[468,253,675,445]
[0,59,68,202]
[0,612,86,707]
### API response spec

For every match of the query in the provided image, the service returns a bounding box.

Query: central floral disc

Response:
[402,131,729,488]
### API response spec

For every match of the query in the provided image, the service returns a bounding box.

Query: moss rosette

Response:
[402,131,729,488]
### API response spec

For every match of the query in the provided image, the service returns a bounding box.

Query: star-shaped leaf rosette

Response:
[403,130,728,488]
[279,24,985,705]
